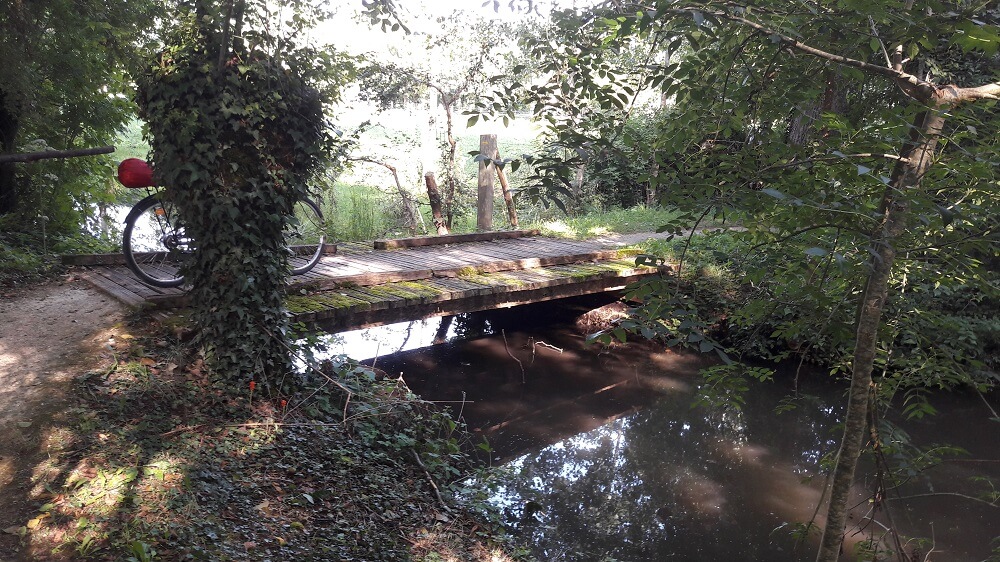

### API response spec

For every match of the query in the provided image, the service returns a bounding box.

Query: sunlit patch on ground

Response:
[586,226,612,236]
[540,220,573,236]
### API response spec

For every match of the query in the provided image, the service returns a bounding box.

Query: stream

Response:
[321,295,999,562]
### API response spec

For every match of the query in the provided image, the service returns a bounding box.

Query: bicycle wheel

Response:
[122,194,190,288]
[286,198,327,275]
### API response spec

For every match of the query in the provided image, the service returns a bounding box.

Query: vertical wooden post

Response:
[477,134,497,231]
[424,172,450,235]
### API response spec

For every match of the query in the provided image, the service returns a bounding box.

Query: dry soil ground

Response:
[0,279,125,559]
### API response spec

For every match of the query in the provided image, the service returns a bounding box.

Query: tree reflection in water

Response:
[487,387,847,561]
[312,299,997,560]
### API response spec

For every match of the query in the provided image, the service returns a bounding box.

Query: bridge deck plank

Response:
[72,235,669,330]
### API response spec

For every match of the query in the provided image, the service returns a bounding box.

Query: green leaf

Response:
[936,205,955,226]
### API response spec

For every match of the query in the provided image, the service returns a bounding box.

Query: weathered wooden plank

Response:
[362,251,427,271]
[310,269,663,333]
[415,246,485,268]
[78,270,146,308]
[289,268,435,291]
[331,241,370,256]
[344,286,403,310]
[373,229,540,250]
[307,259,369,277]
[62,253,127,266]
[102,267,175,299]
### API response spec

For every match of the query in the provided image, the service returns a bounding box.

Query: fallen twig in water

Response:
[533,340,564,353]
[502,329,526,383]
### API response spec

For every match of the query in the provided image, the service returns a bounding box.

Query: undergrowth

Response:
[5,319,526,562]
[0,220,117,286]
[613,231,1000,397]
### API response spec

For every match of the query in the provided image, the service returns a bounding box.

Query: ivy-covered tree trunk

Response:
[816,108,945,562]
[138,1,327,391]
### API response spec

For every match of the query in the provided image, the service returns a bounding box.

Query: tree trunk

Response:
[0,93,19,215]
[787,103,820,146]
[571,163,585,215]
[787,69,845,146]
[443,100,458,229]
[0,145,115,164]
[387,164,419,235]
[355,157,420,235]
[424,171,449,235]
[815,109,945,562]
[496,164,518,228]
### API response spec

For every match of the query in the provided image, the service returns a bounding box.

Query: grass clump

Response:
[522,205,683,239]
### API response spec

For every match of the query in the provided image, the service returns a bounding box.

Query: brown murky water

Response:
[323,296,1000,562]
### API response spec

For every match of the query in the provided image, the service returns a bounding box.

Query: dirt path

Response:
[0,279,125,557]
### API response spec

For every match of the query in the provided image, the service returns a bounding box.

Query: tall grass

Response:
[522,205,683,239]
[318,182,684,242]
[318,183,402,241]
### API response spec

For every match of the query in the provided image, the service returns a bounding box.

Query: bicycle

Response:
[116,158,327,288]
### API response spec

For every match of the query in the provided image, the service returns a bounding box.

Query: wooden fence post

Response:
[477,134,497,231]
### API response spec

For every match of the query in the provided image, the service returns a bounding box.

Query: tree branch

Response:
[0,145,115,164]
[701,10,924,82]
[886,492,999,507]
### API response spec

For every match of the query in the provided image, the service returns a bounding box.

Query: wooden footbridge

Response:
[66,230,672,333]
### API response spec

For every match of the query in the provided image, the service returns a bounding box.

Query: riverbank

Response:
[0,281,525,561]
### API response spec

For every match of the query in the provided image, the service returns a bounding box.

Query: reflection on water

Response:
[488,383,841,561]
[489,388,1000,561]
[320,314,498,361]
[321,296,999,562]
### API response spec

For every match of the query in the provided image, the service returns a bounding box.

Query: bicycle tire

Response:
[124,195,325,287]
[122,194,188,288]
[288,198,327,276]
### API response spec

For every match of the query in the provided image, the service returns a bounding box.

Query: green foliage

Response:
[0,0,161,228]
[136,2,338,387]
[0,214,117,284]
[626,230,1000,390]
[321,183,395,241]
[476,1,1000,390]
[523,205,683,239]
[584,109,669,209]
